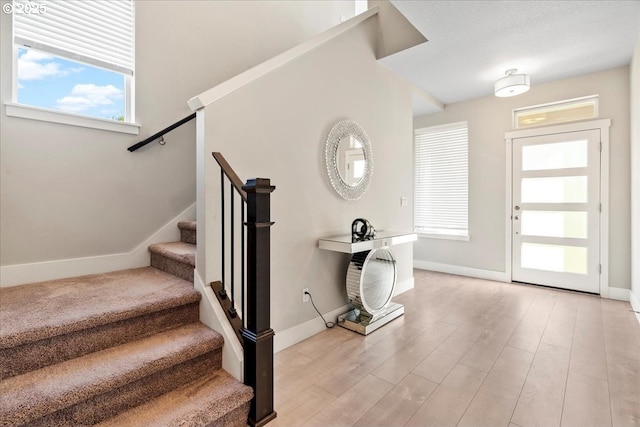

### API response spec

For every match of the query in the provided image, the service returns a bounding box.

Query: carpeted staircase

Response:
[0,220,253,427]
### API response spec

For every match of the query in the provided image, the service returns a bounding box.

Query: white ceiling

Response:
[381,0,640,116]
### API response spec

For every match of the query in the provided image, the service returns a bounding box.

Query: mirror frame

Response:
[324,119,373,200]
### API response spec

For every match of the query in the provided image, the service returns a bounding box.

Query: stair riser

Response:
[94,371,253,427]
[180,228,196,245]
[23,351,221,427]
[177,221,197,245]
[151,253,194,282]
[0,302,200,380]
[211,402,252,427]
[96,403,252,427]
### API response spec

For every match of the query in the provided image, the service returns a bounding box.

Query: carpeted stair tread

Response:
[0,323,223,426]
[178,220,197,231]
[0,267,199,349]
[148,241,196,266]
[149,241,196,282]
[96,370,253,427]
[0,217,251,426]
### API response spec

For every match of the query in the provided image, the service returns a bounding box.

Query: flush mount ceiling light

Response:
[495,68,530,97]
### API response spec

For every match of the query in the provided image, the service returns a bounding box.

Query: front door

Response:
[511,129,601,293]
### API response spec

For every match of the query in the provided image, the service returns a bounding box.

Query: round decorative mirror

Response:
[325,119,373,200]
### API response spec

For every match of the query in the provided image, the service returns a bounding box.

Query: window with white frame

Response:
[11,0,134,122]
[513,95,598,129]
[414,121,469,239]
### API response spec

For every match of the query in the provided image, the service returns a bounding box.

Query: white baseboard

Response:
[630,290,640,326]
[274,304,350,353]
[413,260,510,283]
[394,277,414,295]
[0,204,196,287]
[274,275,415,353]
[607,286,631,302]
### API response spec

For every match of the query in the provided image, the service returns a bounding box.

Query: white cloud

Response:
[17,50,68,81]
[20,50,53,61]
[56,84,123,113]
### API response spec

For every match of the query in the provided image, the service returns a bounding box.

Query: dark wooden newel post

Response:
[242,178,277,427]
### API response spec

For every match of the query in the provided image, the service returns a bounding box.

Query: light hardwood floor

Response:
[271,269,640,427]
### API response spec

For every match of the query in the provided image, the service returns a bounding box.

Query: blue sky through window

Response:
[17,48,125,121]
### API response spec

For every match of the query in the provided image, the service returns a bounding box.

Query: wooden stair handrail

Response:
[212,152,247,202]
[212,153,276,426]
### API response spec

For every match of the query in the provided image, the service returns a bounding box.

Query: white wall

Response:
[199,16,415,335]
[414,67,632,291]
[631,37,640,318]
[0,1,354,282]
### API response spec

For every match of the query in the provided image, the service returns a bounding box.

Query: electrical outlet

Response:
[302,288,310,303]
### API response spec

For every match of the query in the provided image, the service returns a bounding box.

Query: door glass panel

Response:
[522,140,588,170]
[521,176,587,203]
[521,243,587,274]
[521,211,587,238]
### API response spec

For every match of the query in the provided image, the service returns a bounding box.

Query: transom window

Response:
[513,96,598,129]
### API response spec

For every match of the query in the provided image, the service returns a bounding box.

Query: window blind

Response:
[13,0,134,75]
[414,122,468,236]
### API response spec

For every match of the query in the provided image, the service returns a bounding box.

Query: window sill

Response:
[417,231,470,242]
[5,103,140,135]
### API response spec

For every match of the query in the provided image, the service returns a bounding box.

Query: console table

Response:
[318,231,417,334]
